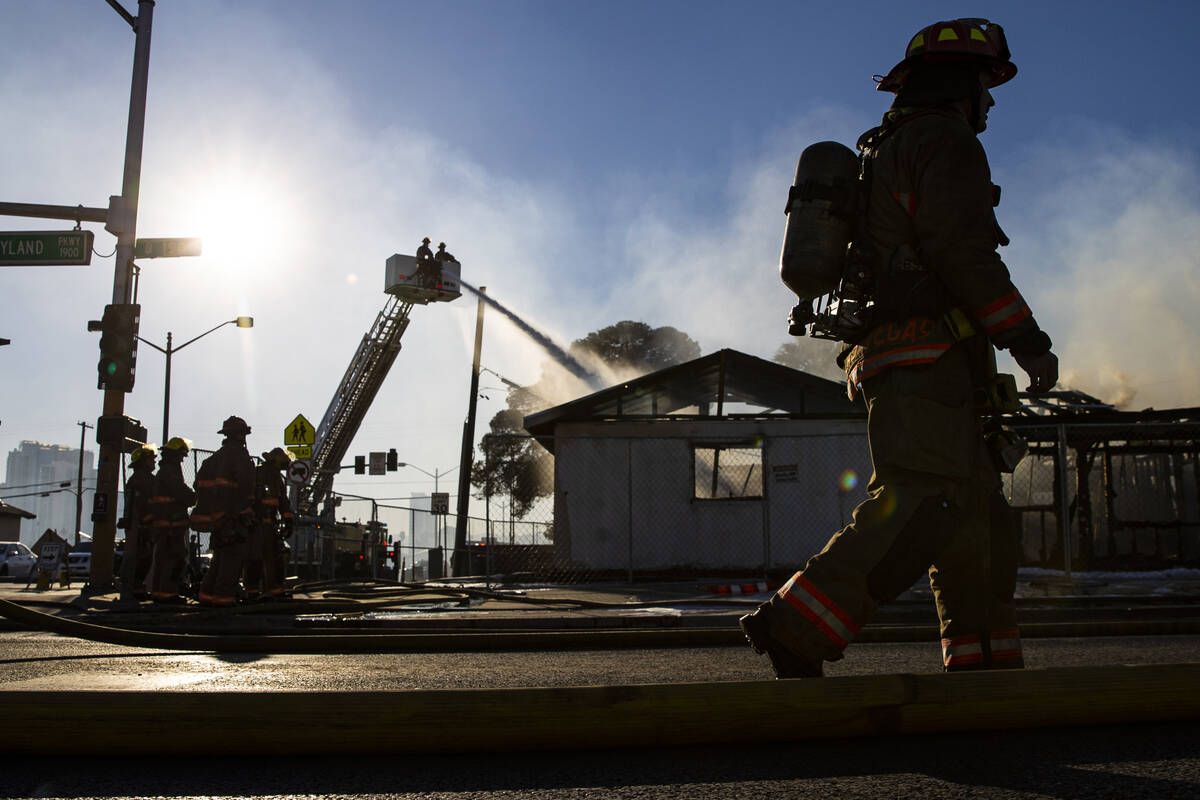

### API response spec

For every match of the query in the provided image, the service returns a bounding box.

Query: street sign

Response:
[431,492,450,515]
[286,445,312,460]
[287,459,312,485]
[134,237,202,259]
[284,414,315,446]
[369,451,386,476]
[0,230,93,266]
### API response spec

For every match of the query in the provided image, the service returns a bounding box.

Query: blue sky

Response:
[3,1,1200,540]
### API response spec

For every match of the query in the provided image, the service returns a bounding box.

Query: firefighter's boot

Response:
[739,606,823,679]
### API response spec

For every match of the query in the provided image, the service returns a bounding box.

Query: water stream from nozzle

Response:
[459,279,603,390]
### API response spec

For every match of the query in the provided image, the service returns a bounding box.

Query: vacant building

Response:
[523,349,870,576]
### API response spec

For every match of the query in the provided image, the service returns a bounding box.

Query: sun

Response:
[178,170,296,270]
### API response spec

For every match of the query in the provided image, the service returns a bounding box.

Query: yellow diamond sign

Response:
[284,414,315,446]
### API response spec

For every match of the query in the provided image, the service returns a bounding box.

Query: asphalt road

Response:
[4,629,1200,689]
[2,630,1199,798]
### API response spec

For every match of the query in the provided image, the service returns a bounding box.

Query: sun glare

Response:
[180,172,295,270]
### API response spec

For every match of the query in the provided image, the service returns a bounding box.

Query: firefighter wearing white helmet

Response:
[244,447,295,600]
[191,416,256,606]
[118,444,157,602]
[148,437,196,604]
[742,19,1058,677]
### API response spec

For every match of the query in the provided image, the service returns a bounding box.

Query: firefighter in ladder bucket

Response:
[741,18,1059,677]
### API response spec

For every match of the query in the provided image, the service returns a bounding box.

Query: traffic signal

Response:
[386,448,398,471]
[93,303,140,392]
[96,414,149,454]
[354,455,366,474]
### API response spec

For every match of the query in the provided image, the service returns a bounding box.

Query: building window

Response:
[693,444,763,499]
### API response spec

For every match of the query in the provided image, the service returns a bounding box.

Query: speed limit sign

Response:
[287,459,312,485]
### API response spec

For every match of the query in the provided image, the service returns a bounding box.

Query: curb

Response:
[2,663,1198,753]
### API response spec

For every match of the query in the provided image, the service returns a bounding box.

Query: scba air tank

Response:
[779,141,860,299]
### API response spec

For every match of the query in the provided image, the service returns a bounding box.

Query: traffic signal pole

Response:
[90,0,156,592]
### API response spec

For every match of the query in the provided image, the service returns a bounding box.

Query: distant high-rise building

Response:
[1,441,97,546]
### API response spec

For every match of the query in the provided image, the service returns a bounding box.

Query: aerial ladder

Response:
[295,249,462,541]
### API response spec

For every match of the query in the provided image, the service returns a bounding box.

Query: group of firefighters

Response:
[119,415,295,607]
[414,237,455,287]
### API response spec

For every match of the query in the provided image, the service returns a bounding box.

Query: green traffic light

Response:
[105,362,117,376]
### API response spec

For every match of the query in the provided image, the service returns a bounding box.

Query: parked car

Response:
[67,541,124,578]
[0,542,37,578]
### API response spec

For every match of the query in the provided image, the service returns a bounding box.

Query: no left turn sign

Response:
[288,459,312,485]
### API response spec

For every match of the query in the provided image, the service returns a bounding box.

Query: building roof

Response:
[523,348,861,449]
[0,500,36,519]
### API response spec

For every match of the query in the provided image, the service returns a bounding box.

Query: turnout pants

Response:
[149,528,188,600]
[241,526,267,599]
[760,340,1023,671]
[199,524,249,606]
[118,525,155,597]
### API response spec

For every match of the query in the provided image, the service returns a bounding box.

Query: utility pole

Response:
[74,421,92,547]
[90,0,156,592]
[452,287,486,576]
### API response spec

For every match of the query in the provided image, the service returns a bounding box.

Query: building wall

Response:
[0,515,25,543]
[1,441,96,546]
[550,419,870,573]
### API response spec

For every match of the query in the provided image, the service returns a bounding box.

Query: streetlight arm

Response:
[172,319,238,353]
[136,335,167,355]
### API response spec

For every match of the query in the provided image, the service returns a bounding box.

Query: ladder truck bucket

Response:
[385,254,463,304]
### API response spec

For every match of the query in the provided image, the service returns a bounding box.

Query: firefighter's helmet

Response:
[422,237,431,244]
[218,415,251,436]
[163,437,192,457]
[261,447,294,470]
[130,445,158,466]
[878,18,1015,93]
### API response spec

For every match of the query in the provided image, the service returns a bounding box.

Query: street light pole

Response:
[74,421,92,546]
[138,316,252,442]
[397,462,457,567]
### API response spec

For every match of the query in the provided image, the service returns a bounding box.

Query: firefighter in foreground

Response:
[741,19,1059,677]
[147,437,196,604]
[118,444,157,601]
[243,447,294,601]
[191,416,256,606]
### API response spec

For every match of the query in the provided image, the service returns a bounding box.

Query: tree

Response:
[773,338,844,381]
[571,320,701,373]
[471,321,701,519]
[471,403,553,520]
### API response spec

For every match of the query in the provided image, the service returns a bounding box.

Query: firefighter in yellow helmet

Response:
[118,444,157,601]
[244,447,295,600]
[741,19,1058,677]
[148,437,196,604]
[191,416,256,606]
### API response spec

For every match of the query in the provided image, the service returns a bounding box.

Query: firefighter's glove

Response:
[1013,350,1059,393]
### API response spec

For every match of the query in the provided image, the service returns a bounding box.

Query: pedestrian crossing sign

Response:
[284,414,315,446]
